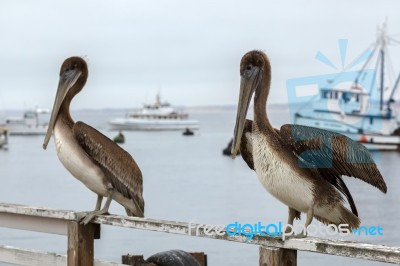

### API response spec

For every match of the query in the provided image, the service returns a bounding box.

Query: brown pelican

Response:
[43,57,144,224]
[231,50,387,236]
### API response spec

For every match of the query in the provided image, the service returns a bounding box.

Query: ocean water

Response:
[0,107,399,266]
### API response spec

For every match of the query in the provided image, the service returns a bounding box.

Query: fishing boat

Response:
[3,108,50,135]
[109,94,199,131]
[0,127,8,149]
[292,24,400,151]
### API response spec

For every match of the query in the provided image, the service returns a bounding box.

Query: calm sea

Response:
[0,107,398,266]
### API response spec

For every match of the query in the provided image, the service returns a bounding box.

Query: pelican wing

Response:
[239,121,362,215]
[73,121,144,216]
[279,124,387,194]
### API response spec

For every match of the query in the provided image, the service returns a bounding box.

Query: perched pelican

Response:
[231,50,387,235]
[43,57,144,224]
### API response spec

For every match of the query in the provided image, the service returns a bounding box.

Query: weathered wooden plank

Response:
[0,212,69,235]
[0,204,100,238]
[1,203,400,264]
[259,247,296,266]
[0,245,127,266]
[0,245,66,266]
[92,215,400,264]
[0,203,77,220]
[67,221,99,266]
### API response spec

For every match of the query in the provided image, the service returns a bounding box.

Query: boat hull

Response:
[294,115,400,151]
[4,109,50,136]
[6,124,48,135]
[109,118,200,131]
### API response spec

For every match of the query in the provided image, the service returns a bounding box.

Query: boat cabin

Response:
[316,87,370,115]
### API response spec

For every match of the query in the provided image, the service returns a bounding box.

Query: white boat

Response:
[4,108,50,135]
[109,94,199,131]
[0,127,8,149]
[291,25,400,151]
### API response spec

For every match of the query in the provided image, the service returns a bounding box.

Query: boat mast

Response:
[379,24,386,111]
[379,49,384,111]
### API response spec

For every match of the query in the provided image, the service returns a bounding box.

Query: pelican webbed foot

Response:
[293,232,307,238]
[80,208,110,225]
[79,191,113,225]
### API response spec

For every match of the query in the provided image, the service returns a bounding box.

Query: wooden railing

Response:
[0,202,399,266]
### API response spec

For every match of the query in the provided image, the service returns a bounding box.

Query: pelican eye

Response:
[61,66,77,80]
[244,65,254,77]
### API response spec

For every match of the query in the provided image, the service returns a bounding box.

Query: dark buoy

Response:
[222,138,239,156]
[182,127,194,136]
[113,130,125,144]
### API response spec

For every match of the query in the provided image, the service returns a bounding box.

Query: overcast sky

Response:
[1,0,400,110]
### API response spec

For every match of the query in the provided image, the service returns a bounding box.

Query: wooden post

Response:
[67,221,100,266]
[189,252,207,266]
[122,255,156,266]
[259,247,297,266]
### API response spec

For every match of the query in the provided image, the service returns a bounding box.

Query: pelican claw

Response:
[294,232,307,238]
[78,210,110,225]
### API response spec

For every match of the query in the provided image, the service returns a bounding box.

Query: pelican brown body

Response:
[232,50,387,235]
[43,57,144,224]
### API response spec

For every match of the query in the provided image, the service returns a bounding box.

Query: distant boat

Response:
[3,108,50,135]
[0,127,8,149]
[292,24,400,151]
[109,94,199,131]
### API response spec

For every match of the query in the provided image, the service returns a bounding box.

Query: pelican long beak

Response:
[231,67,261,158]
[43,69,81,150]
